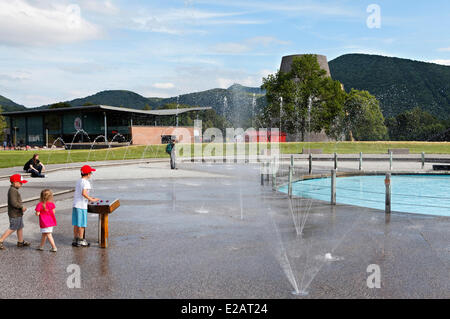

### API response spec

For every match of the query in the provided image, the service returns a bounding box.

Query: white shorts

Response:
[40,227,54,234]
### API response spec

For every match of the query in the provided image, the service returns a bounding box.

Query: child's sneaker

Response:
[79,239,90,247]
[50,247,57,252]
[0,241,5,250]
[17,241,31,247]
[36,247,44,251]
[72,238,81,247]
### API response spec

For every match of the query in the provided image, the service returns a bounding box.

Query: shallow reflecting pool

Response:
[279,175,450,217]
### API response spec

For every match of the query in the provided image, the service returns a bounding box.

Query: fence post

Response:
[389,151,393,171]
[385,173,391,214]
[331,169,336,205]
[260,162,264,186]
[288,165,293,198]
[334,152,338,170]
[421,152,425,169]
[272,160,277,191]
[309,153,312,174]
[359,152,363,171]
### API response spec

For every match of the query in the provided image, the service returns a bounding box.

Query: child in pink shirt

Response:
[35,189,57,252]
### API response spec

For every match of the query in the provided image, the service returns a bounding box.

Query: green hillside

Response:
[329,54,450,120]
[149,84,266,127]
[0,95,26,112]
[48,90,153,110]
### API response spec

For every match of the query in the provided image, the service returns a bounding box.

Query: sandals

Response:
[0,242,5,250]
[17,241,31,247]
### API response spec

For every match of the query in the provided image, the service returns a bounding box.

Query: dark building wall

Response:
[7,110,133,146]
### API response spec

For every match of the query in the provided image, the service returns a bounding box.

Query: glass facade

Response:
[5,108,182,146]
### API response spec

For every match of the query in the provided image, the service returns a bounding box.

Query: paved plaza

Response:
[0,159,449,298]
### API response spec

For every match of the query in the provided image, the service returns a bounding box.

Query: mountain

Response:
[42,90,153,110]
[329,54,450,120]
[0,95,26,112]
[147,84,266,127]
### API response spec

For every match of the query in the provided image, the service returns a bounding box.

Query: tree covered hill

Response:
[2,54,449,127]
[43,90,153,110]
[0,95,26,112]
[329,54,450,120]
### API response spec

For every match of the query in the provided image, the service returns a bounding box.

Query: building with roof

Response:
[3,105,211,147]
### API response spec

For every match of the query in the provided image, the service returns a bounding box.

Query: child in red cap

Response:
[72,165,99,247]
[0,174,31,250]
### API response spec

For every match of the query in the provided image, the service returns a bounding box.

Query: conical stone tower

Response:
[280,54,331,77]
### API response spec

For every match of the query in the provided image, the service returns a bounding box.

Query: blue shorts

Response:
[72,208,87,228]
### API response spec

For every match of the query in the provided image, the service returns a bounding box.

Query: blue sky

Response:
[0,0,449,107]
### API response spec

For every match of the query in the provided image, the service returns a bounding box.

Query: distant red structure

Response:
[245,130,287,143]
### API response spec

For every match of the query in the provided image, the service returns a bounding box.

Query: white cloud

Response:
[0,0,102,46]
[437,47,450,52]
[77,0,119,15]
[212,36,290,54]
[153,82,175,89]
[213,42,250,54]
[0,71,31,81]
[129,7,263,34]
[430,59,450,66]
[247,36,290,46]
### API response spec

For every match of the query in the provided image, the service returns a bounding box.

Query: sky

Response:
[0,0,449,107]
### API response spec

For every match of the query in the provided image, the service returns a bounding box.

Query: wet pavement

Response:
[0,162,449,298]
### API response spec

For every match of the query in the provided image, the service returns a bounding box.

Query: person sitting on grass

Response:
[0,174,31,250]
[72,165,99,247]
[35,189,57,252]
[24,154,45,178]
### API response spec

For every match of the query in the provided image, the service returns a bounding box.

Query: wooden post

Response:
[309,153,312,174]
[288,165,293,198]
[385,173,391,215]
[334,152,338,170]
[421,152,425,169]
[100,213,109,248]
[359,152,363,171]
[331,169,336,205]
[389,151,393,171]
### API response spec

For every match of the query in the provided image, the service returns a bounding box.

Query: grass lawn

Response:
[0,141,449,169]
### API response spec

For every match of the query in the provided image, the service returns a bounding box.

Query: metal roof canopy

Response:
[3,105,212,116]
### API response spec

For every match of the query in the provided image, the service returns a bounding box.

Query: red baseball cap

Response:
[81,165,96,174]
[10,174,28,184]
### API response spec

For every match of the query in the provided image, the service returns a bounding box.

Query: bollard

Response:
[421,152,425,169]
[272,164,277,191]
[334,152,338,170]
[359,152,363,171]
[260,162,264,186]
[265,161,270,182]
[309,153,312,174]
[331,169,336,205]
[288,165,293,198]
[389,151,393,171]
[385,173,391,214]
